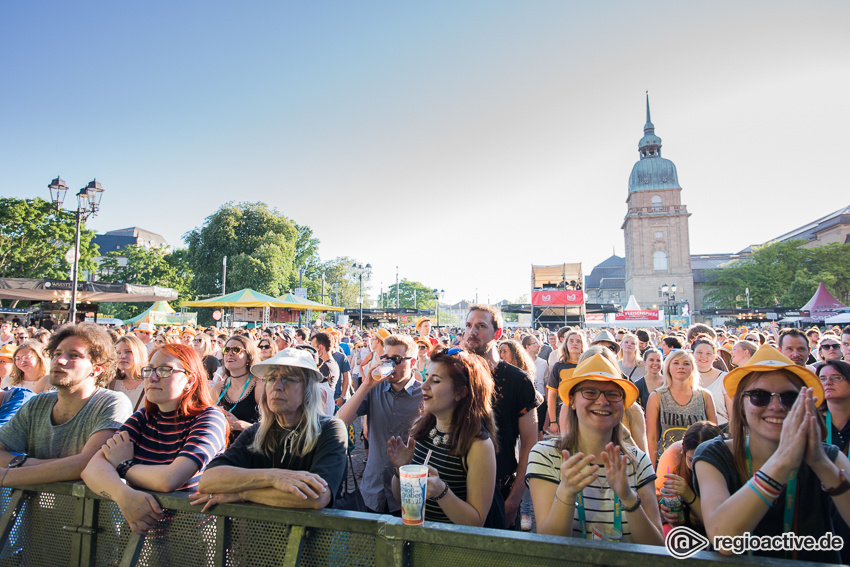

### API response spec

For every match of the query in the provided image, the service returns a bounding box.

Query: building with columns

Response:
[621,96,694,315]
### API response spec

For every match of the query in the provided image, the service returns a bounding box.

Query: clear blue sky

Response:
[2,1,848,304]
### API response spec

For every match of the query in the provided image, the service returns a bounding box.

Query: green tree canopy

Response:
[97,245,194,320]
[379,280,438,311]
[703,240,850,309]
[184,202,313,298]
[0,197,99,280]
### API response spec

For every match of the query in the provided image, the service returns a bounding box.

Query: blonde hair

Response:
[618,332,643,363]
[660,350,700,393]
[9,340,50,385]
[250,366,323,458]
[115,334,149,381]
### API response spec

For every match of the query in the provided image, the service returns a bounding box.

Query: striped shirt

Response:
[412,434,468,524]
[526,438,655,542]
[118,406,228,490]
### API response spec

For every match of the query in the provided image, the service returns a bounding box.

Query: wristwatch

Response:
[7,454,27,468]
[116,459,137,479]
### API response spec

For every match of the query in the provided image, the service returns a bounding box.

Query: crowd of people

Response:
[0,314,849,562]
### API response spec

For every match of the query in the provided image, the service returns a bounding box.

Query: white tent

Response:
[825,312,850,325]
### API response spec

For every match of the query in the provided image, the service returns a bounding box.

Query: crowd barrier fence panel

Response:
[0,483,827,567]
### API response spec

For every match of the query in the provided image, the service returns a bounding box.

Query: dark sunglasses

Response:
[193,338,204,344]
[223,346,244,355]
[380,354,412,365]
[743,389,798,409]
[259,344,272,350]
[820,344,841,351]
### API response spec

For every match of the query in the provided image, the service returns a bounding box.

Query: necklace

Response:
[429,427,450,447]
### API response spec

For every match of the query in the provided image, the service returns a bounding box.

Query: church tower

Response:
[622,95,694,315]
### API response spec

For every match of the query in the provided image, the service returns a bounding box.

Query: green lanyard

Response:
[575,487,621,539]
[745,437,797,542]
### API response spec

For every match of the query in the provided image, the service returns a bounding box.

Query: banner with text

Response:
[531,290,584,306]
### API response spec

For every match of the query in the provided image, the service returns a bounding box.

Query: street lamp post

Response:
[48,176,105,325]
[660,283,677,329]
[351,262,372,329]
[432,288,444,327]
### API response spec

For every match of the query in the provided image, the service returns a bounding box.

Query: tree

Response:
[184,202,303,297]
[378,280,438,311]
[703,240,850,309]
[97,245,194,319]
[0,197,99,280]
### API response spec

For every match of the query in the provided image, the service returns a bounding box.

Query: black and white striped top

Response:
[411,433,468,524]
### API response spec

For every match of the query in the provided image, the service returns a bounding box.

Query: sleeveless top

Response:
[411,432,468,524]
[657,388,707,457]
[701,370,728,425]
[218,378,260,423]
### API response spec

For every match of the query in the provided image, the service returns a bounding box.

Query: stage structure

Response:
[530,263,584,329]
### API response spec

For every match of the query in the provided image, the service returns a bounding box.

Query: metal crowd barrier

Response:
[0,483,824,567]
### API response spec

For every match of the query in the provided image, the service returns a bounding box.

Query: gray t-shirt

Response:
[0,388,132,459]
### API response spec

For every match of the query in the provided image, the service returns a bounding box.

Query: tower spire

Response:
[644,91,654,131]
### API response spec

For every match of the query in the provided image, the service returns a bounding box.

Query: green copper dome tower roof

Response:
[628,93,680,193]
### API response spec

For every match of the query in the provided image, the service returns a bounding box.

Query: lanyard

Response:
[745,437,797,549]
[216,375,253,406]
[575,488,621,538]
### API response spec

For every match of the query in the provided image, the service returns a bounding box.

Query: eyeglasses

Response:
[141,366,187,379]
[13,354,35,363]
[193,338,204,344]
[742,389,798,409]
[820,373,848,383]
[820,344,841,351]
[576,387,625,403]
[259,344,272,350]
[14,335,27,339]
[380,354,412,365]
[223,346,244,355]
[262,376,303,387]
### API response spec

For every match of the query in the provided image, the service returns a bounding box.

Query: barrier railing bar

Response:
[118,532,145,567]
[282,524,307,567]
[1,483,829,567]
[213,515,228,567]
[0,489,26,550]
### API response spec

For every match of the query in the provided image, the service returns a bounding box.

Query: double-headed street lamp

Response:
[660,283,677,328]
[48,176,105,324]
[432,288,444,327]
[351,262,372,328]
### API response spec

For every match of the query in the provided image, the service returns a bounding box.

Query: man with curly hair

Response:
[0,322,132,488]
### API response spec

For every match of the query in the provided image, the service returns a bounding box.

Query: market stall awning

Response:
[0,278,178,303]
[124,301,197,326]
[184,288,295,308]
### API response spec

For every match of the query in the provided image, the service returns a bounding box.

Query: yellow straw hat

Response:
[558,353,639,409]
[723,344,824,405]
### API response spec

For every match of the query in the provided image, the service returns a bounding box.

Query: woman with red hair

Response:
[82,344,229,535]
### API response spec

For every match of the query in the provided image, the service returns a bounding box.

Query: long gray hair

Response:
[249,365,323,458]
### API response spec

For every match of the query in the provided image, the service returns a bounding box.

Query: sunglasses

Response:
[820,344,841,351]
[193,338,204,344]
[380,354,412,365]
[445,347,463,356]
[141,366,187,379]
[577,387,625,402]
[223,346,244,355]
[259,344,272,350]
[742,389,798,409]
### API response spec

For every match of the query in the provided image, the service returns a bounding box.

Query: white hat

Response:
[135,322,155,333]
[251,349,322,382]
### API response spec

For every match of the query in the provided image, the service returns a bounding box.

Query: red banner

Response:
[615,310,660,321]
[531,290,584,306]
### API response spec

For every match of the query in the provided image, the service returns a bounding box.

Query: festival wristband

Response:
[621,494,641,513]
[748,480,772,507]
